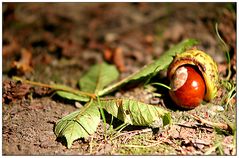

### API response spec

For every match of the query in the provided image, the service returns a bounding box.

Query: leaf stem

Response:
[97,96,107,139]
[215,23,231,80]
[12,76,96,99]
[114,122,129,132]
[151,82,171,90]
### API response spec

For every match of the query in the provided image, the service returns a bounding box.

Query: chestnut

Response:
[167,49,219,109]
[169,65,205,109]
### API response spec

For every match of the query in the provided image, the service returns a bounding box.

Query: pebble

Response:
[115,92,122,98]
[150,97,160,105]
[145,93,153,100]
[215,106,224,111]
[208,105,224,116]
[17,144,22,151]
[75,102,83,109]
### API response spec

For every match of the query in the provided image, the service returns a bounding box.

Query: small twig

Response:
[175,122,214,131]
[190,114,231,132]
[120,142,162,148]
[12,76,96,99]
[175,123,199,129]
[112,128,151,140]
[124,128,152,139]
[120,134,163,148]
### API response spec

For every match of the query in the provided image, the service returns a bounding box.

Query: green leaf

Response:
[56,91,90,102]
[98,39,198,96]
[79,62,119,94]
[97,98,171,128]
[54,62,119,148]
[53,84,91,102]
[53,62,119,101]
[54,101,100,148]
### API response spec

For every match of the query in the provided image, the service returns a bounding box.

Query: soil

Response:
[2,3,236,155]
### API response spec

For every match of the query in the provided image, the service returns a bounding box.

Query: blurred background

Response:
[2,3,236,155]
[3,3,236,83]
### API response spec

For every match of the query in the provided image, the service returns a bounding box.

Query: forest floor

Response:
[2,3,236,155]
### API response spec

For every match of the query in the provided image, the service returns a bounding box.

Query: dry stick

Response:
[120,141,162,148]
[112,128,152,141]
[13,76,96,99]
[190,114,231,132]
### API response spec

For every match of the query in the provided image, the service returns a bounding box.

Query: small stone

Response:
[195,143,204,150]
[17,144,22,151]
[208,105,224,116]
[150,97,160,104]
[115,92,122,98]
[75,102,83,109]
[145,93,153,100]
[105,33,118,42]
[215,106,224,111]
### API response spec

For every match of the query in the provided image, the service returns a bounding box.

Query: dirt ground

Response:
[2,3,236,155]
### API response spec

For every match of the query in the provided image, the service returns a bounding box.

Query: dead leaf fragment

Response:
[103,47,113,61]
[11,48,33,74]
[54,39,82,58]
[103,46,126,72]
[3,37,20,57]
[113,47,126,72]
[3,80,31,103]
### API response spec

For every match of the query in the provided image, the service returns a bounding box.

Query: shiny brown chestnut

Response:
[167,49,219,109]
[169,65,205,109]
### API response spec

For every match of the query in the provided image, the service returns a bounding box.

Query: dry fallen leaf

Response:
[103,46,126,73]
[3,36,19,57]
[11,48,33,74]
[3,80,31,103]
[113,47,126,72]
[103,47,113,62]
